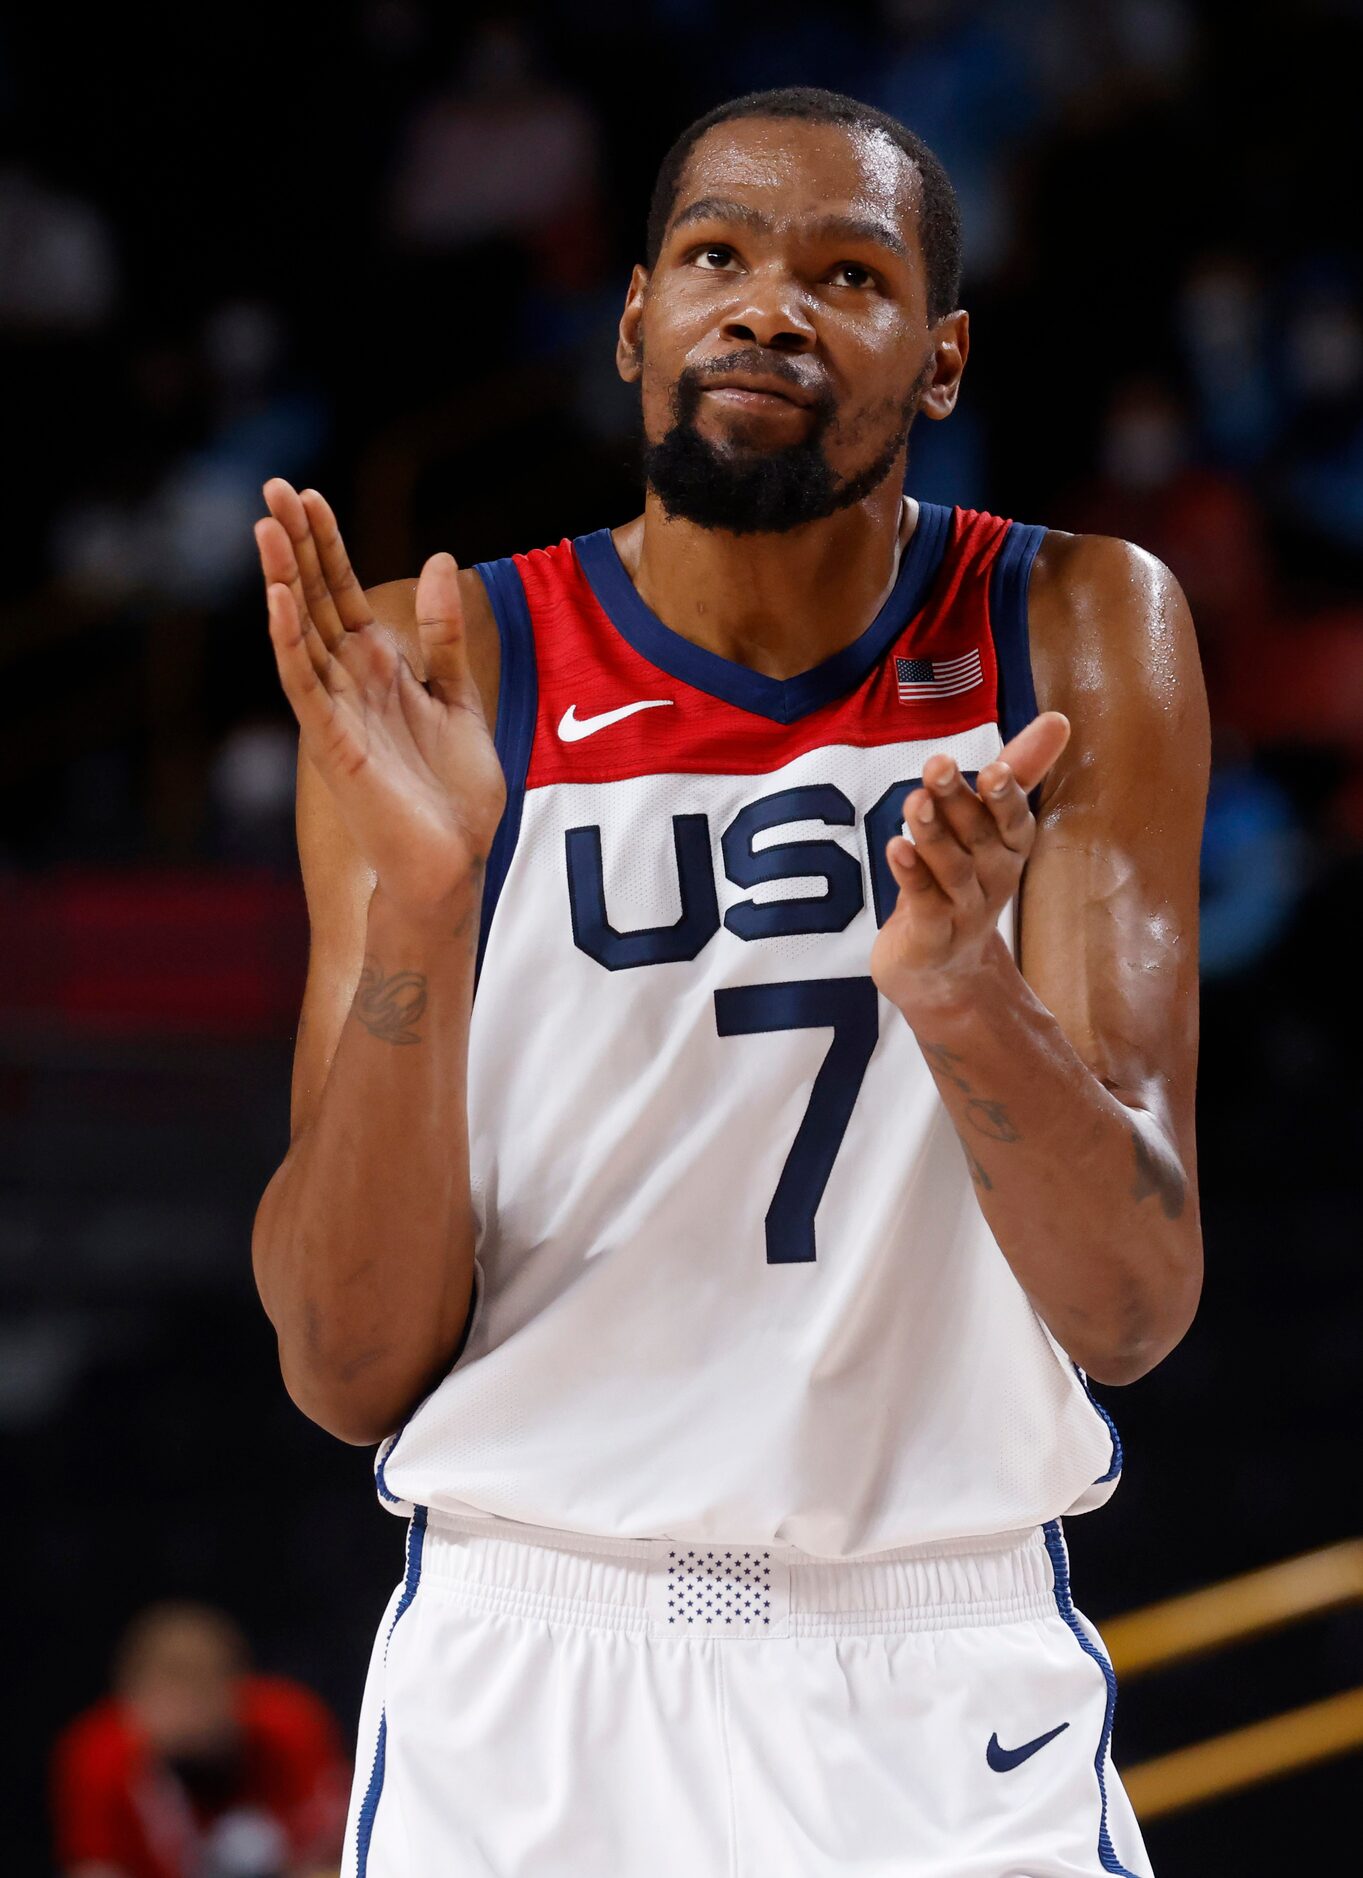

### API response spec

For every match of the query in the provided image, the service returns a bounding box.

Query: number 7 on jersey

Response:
[714,977,880,1264]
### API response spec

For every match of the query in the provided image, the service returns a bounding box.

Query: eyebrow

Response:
[670,196,772,236]
[809,213,909,260]
[668,197,909,261]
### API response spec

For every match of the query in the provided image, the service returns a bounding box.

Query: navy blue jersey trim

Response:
[473,556,539,980]
[356,1506,428,1876]
[573,501,954,724]
[1074,1362,1124,1484]
[1042,1519,1139,1877]
[373,1277,480,1494]
[373,1243,484,1510]
[374,1421,408,1505]
[372,566,525,1505]
[988,520,1046,748]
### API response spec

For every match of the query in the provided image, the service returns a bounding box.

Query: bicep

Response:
[1018,542,1209,1151]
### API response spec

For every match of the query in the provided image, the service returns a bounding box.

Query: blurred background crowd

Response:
[3,0,1361,1870]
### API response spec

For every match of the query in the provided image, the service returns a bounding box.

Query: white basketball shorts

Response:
[342,1510,1152,1877]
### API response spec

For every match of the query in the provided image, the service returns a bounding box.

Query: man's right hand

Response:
[255,479,506,927]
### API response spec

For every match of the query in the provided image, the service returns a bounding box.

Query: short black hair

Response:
[645,87,963,323]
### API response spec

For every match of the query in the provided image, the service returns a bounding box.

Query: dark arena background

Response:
[4,2,1362,1871]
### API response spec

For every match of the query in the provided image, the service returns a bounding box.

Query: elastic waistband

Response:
[416,1511,1062,1641]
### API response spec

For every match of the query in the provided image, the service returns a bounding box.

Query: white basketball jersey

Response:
[374,502,1122,1557]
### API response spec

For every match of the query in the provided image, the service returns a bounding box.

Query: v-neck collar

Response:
[571,501,953,725]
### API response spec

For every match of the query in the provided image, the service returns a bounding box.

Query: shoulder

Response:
[1023,528,1208,806]
[1026,528,1195,697]
[364,567,500,722]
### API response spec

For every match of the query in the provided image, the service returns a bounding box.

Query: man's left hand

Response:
[870,711,1071,1017]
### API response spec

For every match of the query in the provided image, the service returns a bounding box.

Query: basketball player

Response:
[251,88,1206,1876]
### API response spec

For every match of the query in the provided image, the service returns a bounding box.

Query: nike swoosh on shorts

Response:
[557,700,675,741]
[985,1721,1070,1772]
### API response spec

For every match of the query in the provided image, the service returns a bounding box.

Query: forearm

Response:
[900,933,1201,1385]
[253,885,481,1442]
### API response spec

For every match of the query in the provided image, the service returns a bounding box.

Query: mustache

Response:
[674,350,837,423]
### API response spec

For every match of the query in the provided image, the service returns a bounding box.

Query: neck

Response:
[612,482,916,681]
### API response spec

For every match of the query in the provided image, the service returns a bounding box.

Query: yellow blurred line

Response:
[1104,1541,1363,1678]
[1124,1686,1363,1819]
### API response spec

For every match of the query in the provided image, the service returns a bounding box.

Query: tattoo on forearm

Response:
[1130,1127,1186,1220]
[963,1142,993,1191]
[922,1042,1019,1145]
[921,1042,972,1091]
[964,1098,1020,1142]
[354,958,428,1045]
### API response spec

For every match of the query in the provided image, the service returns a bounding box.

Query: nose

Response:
[721,278,816,354]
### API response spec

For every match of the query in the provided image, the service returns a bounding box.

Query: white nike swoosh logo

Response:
[557,700,674,741]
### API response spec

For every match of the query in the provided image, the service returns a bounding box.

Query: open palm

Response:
[255,480,505,923]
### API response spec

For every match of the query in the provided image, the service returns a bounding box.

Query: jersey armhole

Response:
[472,557,539,981]
[988,519,1047,803]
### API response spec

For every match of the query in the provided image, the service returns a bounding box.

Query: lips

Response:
[701,375,815,408]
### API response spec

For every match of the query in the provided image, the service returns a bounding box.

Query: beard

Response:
[641,352,925,536]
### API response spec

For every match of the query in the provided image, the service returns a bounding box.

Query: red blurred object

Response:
[51,1676,349,1878]
[1217,605,1363,748]
[0,868,308,1036]
[1073,466,1276,639]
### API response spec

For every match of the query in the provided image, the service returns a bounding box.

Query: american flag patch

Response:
[895,649,983,703]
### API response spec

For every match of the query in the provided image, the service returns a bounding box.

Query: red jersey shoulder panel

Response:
[518,507,1014,788]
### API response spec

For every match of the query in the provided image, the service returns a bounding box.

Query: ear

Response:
[616,264,649,385]
[918,309,970,422]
